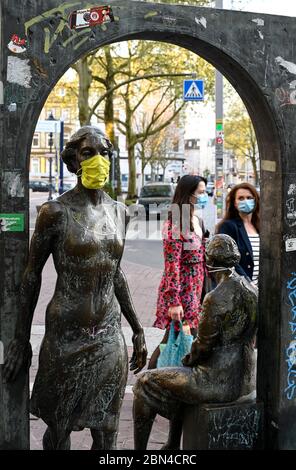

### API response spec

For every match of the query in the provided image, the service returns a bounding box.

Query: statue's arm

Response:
[3,201,64,381]
[182,295,221,367]
[114,265,147,373]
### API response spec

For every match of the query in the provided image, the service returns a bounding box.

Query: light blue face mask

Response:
[238,199,255,214]
[194,193,209,210]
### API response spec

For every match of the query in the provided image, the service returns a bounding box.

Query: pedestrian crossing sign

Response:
[183,79,204,101]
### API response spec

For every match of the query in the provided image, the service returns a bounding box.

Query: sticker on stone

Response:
[7,34,27,54]
[69,6,114,30]
[0,214,24,232]
[7,56,31,88]
[285,238,296,252]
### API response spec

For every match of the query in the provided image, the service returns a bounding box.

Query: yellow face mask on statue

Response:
[77,155,110,189]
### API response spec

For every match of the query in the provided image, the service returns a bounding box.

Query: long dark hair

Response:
[169,175,207,232]
[217,182,260,232]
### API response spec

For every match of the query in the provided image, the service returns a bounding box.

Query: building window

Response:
[185,139,200,150]
[31,158,40,175]
[32,133,40,148]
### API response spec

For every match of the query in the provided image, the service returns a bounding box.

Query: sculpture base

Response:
[182,397,264,450]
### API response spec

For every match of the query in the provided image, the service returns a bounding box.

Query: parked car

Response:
[29,180,56,192]
[206,181,215,197]
[60,182,76,193]
[137,182,175,219]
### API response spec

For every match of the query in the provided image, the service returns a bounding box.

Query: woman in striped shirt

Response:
[217,182,260,287]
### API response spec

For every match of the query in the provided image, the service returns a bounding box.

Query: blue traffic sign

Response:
[183,79,204,101]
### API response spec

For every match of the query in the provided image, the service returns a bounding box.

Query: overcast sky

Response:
[185,0,296,139]
[222,0,296,16]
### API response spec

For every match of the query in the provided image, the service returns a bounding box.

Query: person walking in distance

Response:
[217,182,260,288]
[148,175,209,369]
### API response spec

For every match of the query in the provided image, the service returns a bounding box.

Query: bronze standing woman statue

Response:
[3,126,147,450]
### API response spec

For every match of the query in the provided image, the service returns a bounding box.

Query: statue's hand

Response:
[129,329,147,374]
[3,339,32,382]
[182,339,200,367]
[182,352,194,367]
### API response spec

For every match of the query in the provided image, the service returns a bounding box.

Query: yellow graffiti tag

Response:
[24,2,113,54]
[25,2,80,34]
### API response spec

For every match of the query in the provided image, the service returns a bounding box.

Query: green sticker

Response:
[216,122,223,131]
[0,213,24,232]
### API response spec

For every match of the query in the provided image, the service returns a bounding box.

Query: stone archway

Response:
[1,0,296,449]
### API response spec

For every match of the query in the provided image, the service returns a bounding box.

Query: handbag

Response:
[157,321,193,368]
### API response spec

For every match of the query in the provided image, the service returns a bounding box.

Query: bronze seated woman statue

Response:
[133,233,258,450]
[3,126,147,450]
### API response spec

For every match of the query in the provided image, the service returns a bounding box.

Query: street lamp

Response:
[46,111,57,201]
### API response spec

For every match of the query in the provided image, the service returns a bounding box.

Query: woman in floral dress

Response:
[148,175,209,368]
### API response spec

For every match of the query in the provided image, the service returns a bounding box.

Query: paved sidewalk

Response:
[30,256,169,450]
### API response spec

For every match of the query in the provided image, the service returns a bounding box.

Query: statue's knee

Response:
[133,371,149,396]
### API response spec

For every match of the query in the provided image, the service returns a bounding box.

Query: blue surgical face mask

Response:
[193,193,209,210]
[238,199,255,214]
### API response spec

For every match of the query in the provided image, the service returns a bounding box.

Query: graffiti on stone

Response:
[286,193,296,227]
[24,2,119,54]
[162,16,177,27]
[208,406,261,449]
[285,273,296,400]
[195,17,207,29]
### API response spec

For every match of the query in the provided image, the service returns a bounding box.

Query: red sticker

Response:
[7,34,27,54]
[69,6,114,30]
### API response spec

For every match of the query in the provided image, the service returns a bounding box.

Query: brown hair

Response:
[169,174,207,233]
[217,182,260,233]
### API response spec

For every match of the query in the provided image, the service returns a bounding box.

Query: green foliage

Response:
[103,182,116,199]
[69,17,216,197]
[224,98,259,184]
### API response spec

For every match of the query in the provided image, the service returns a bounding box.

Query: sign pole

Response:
[215,0,224,220]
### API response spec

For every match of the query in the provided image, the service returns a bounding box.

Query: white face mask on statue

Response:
[206,264,235,277]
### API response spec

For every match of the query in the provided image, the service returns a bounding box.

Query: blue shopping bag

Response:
[157,321,193,368]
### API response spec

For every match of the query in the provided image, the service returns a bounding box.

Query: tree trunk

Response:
[104,47,121,195]
[125,88,137,198]
[151,162,155,181]
[142,161,146,186]
[127,145,137,198]
[250,155,259,186]
[75,56,92,126]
